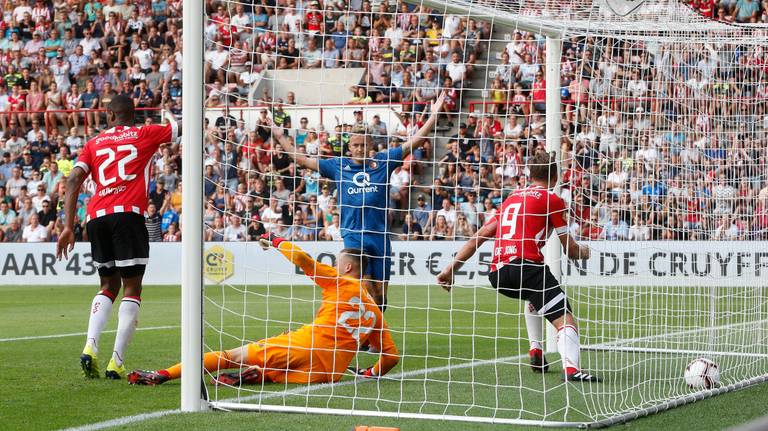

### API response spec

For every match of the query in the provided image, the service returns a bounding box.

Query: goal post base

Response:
[209,402,586,428]
[209,372,768,429]
[587,373,768,429]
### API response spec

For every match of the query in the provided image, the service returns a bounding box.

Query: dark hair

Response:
[107,94,135,122]
[528,151,558,183]
[340,248,368,275]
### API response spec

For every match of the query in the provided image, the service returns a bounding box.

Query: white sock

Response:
[112,297,141,366]
[557,324,581,372]
[84,291,115,355]
[524,302,544,351]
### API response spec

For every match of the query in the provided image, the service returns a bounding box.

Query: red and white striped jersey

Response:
[488,186,568,269]
[75,123,178,222]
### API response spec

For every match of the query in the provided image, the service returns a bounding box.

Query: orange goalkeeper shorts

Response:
[246,333,336,384]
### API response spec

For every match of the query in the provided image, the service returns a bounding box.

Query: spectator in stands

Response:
[247,214,266,241]
[629,215,651,240]
[223,214,247,242]
[430,214,454,241]
[319,212,341,240]
[6,167,27,199]
[459,191,482,229]
[146,202,163,242]
[322,39,341,69]
[415,67,439,111]
[602,210,629,240]
[0,200,16,230]
[22,213,48,242]
[581,212,604,240]
[205,215,225,242]
[302,38,322,69]
[400,213,423,240]
[4,217,23,242]
[454,212,476,240]
[713,215,742,240]
[37,198,56,232]
[31,183,49,211]
[436,198,457,228]
[389,165,410,222]
[0,0,761,245]
[732,0,761,22]
[163,222,181,242]
[286,210,315,241]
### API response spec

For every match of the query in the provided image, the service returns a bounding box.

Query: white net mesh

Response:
[199,0,768,426]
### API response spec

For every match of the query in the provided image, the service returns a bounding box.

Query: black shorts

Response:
[86,212,149,278]
[488,261,571,321]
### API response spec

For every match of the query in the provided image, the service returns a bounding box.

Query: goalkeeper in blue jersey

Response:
[275,93,446,311]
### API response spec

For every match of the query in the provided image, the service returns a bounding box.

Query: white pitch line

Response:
[225,352,531,405]
[583,318,768,350]
[58,353,530,431]
[0,325,179,343]
[58,409,181,431]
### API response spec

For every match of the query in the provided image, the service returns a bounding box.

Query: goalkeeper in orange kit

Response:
[127,234,400,386]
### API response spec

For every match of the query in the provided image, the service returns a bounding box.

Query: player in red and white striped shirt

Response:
[437,152,598,382]
[56,95,178,380]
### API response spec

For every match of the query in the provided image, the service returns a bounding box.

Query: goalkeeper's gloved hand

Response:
[259,233,285,250]
[347,366,377,379]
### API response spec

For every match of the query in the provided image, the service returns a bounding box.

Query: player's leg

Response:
[106,273,142,379]
[210,342,280,386]
[523,301,549,373]
[81,271,121,378]
[129,345,248,385]
[106,213,150,379]
[528,266,598,382]
[363,244,391,312]
[81,216,119,378]
[212,336,317,385]
[489,265,549,373]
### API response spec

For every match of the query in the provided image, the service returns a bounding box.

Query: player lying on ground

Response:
[127,235,400,385]
[437,151,599,382]
[274,93,446,312]
[56,95,178,380]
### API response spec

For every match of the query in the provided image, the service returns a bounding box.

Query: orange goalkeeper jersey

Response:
[274,240,400,379]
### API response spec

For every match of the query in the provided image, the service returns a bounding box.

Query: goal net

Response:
[188,0,768,426]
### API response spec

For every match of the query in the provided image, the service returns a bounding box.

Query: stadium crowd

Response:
[0,0,766,244]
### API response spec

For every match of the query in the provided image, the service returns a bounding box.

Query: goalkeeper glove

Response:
[347,366,377,379]
[259,233,285,249]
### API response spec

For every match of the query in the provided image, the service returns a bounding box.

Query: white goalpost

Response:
[181,0,768,426]
[181,0,205,413]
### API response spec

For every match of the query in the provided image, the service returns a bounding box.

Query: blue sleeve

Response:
[377,146,404,174]
[318,157,341,180]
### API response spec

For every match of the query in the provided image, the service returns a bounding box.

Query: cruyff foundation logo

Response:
[204,245,234,283]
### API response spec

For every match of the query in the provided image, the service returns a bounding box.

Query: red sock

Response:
[161,351,239,380]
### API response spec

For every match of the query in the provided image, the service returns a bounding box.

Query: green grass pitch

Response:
[2,284,768,431]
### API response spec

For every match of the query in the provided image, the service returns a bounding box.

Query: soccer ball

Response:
[684,358,720,389]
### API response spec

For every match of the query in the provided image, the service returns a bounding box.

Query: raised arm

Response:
[401,92,446,158]
[56,166,88,260]
[260,233,337,283]
[271,125,318,171]
[390,106,406,125]
[436,217,497,290]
